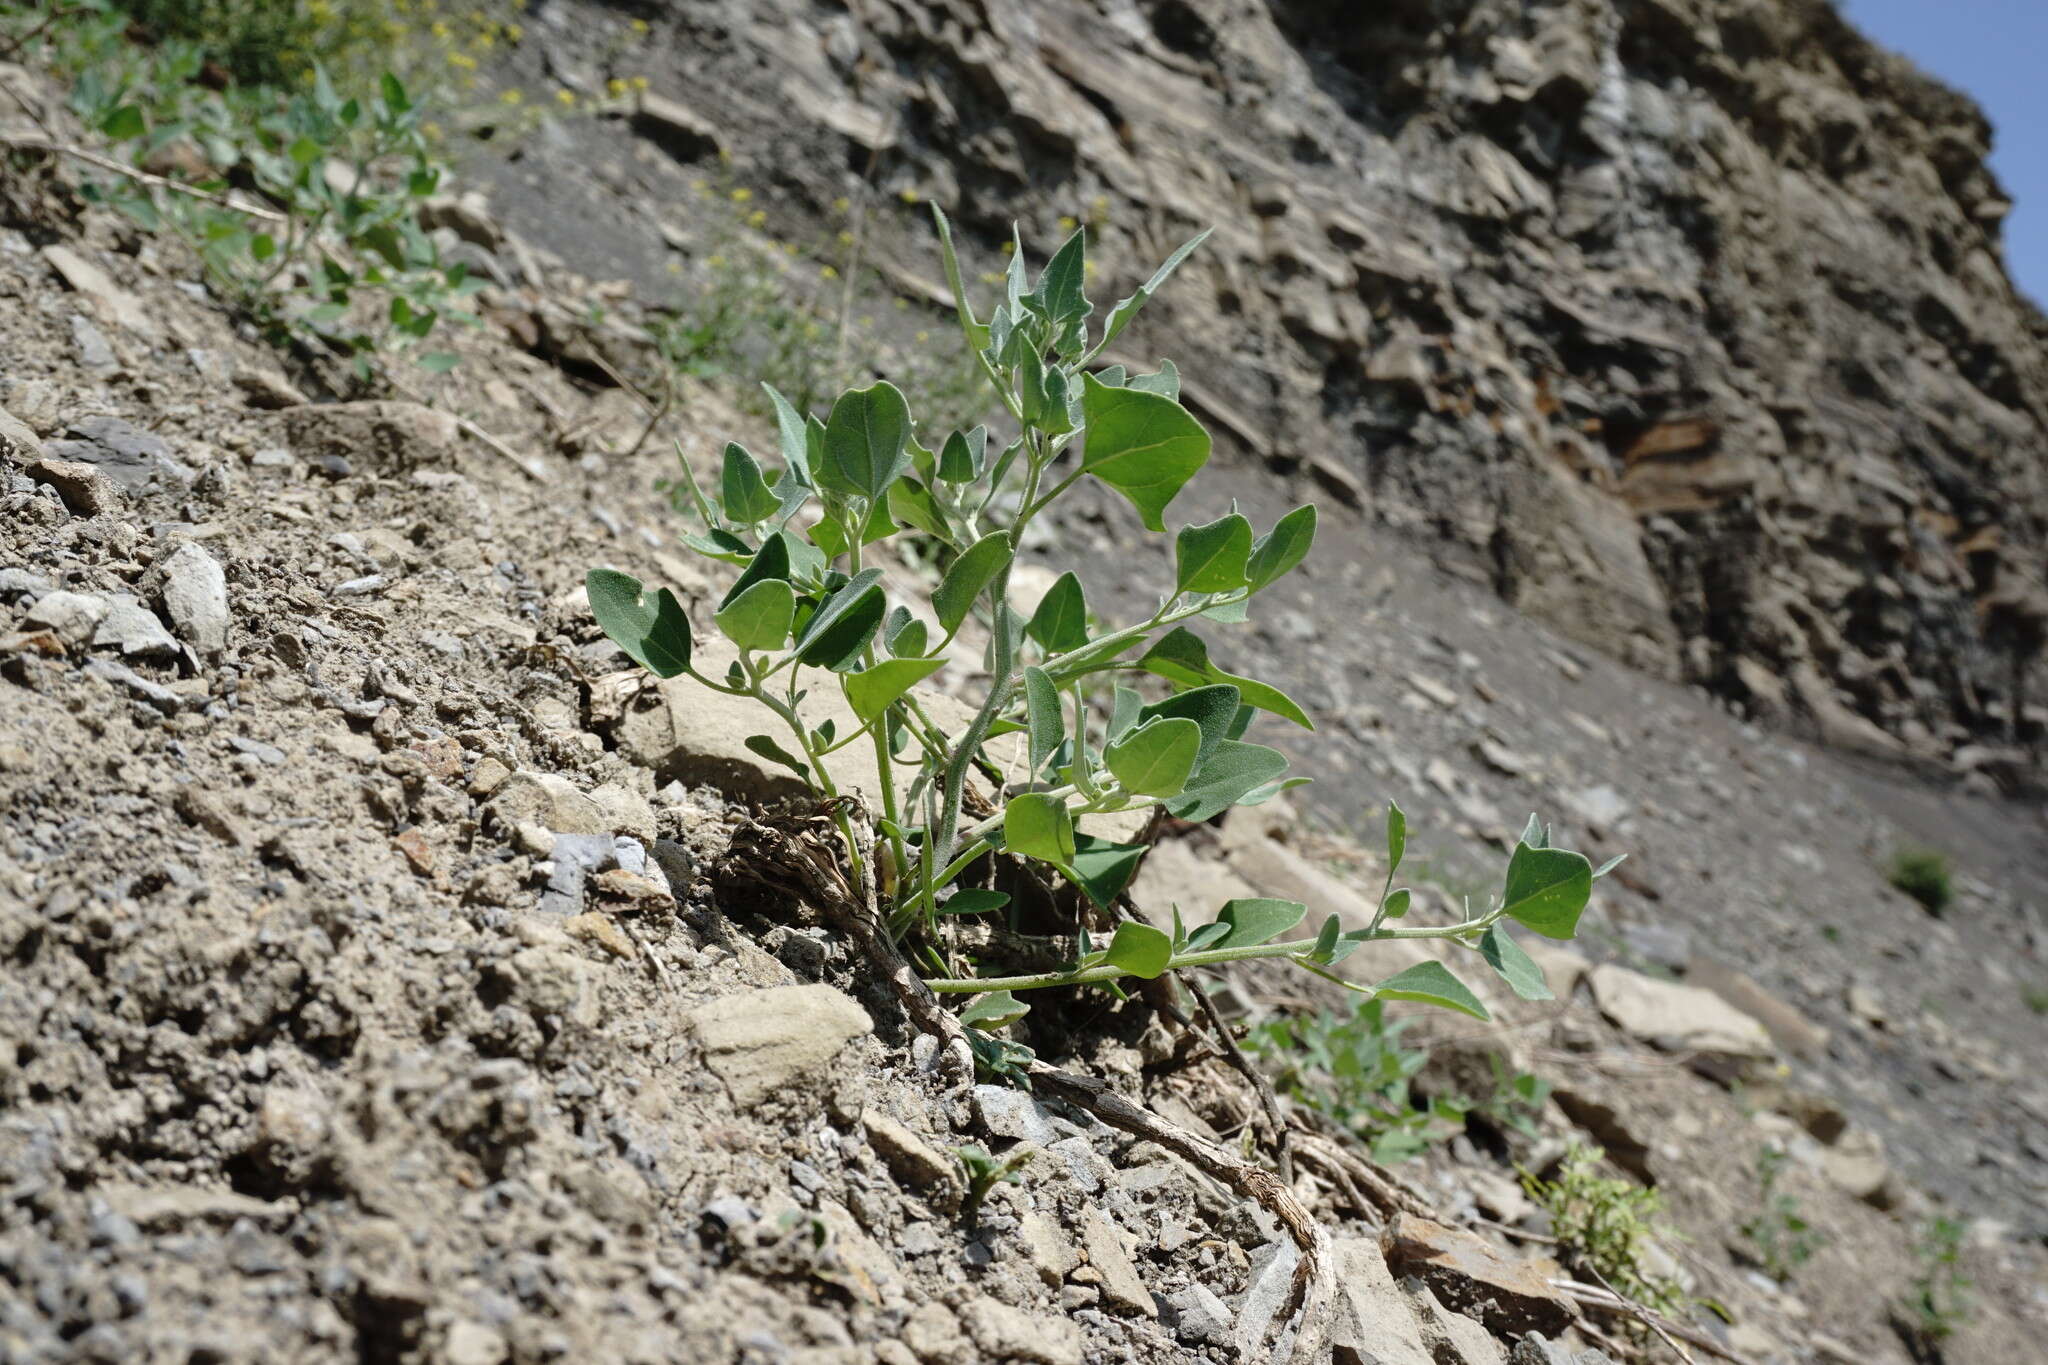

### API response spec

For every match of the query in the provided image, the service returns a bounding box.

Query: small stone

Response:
[231,365,310,409]
[1588,964,1774,1071]
[22,589,109,645]
[1168,1283,1234,1346]
[70,315,116,370]
[1409,1283,1508,1365]
[955,1297,1083,1365]
[684,984,872,1110]
[1017,1207,1079,1285]
[588,779,656,841]
[590,868,675,912]
[333,574,388,597]
[393,829,436,876]
[92,594,179,658]
[1379,1213,1572,1336]
[974,1085,1059,1145]
[85,658,185,712]
[175,787,248,847]
[1820,1128,1898,1209]
[1407,672,1460,708]
[27,458,116,515]
[43,244,156,336]
[489,771,606,836]
[0,403,44,461]
[47,415,191,490]
[901,1302,967,1363]
[469,755,512,796]
[158,542,230,655]
[862,1109,960,1204]
[442,1321,509,1365]
[1080,1205,1155,1316]
[563,912,636,960]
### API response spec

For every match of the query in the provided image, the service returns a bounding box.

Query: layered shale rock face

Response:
[625,0,2048,764]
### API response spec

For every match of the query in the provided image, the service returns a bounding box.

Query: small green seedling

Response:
[1739,1144,1823,1281]
[1886,847,1953,916]
[1524,1143,1686,1319]
[954,1143,1033,1226]
[1902,1216,1974,1345]
[590,214,1622,1028]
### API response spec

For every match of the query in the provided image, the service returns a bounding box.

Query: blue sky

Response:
[1840,0,2048,307]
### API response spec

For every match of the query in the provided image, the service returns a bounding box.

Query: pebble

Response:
[333,574,387,596]
[22,589,109,645]
[159,543,229,655]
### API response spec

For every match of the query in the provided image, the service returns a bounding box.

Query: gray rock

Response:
[48,416,192,491]
[683,984,872,1110]
[1168,1282,1234,1346]
[0,404,44,462]
[158,543,229,655]
[22,589,109,645]
[1328,1237,1434,1365]
[92,595,179,658]
[69,315,117,370]
[0,568,50,600]
[974,1084,1059,1146]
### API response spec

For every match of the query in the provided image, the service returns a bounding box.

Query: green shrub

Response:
[1886,847,1953,916]
[1739,1144,1823,1281]
[588,212,1626,1034]
[1903,1216,1974,1343]
[1525,1143,1686,1318]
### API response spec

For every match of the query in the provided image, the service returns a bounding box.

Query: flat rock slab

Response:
[1330,1236,1434,1365]
[1587,963,1774,1061]
[47,415,193,492]
[685,983,871,1110]
[1380,1212,1572,1336]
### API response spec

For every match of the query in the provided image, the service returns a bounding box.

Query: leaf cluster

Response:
[1739,1144,1824,1282]
[1524,1143,1687,1320]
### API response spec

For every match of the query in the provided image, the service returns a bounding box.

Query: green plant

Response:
[2023,985,2048,1015]
[1886,847,1953,916]
[1524,1143,1685,1318]
[1903,1216,1974,1344]
[1739,1144,1823,1281]
[587,213,1620,1027]
[9,0,482,379]
[953,1143,1032,1226]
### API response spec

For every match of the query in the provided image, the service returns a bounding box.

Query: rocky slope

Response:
[481,0,2048,769]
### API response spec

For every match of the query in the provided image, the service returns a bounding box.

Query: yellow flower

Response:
[915,330,929,342]
[979,271,1001,284]
[665,261,682,275]
[783,242,799,255]
[1084,260,1098,276]
[690,178,707,194]
[556,88,576,106]
[421,120,442,138]
[747,210,767,227]
[897,187,920,204]
[707,254,727,269]
[894,298,907,310]
[430,19,449,38]
[730,187,752,203]
[505,22,522,40]
[500,87,523,104]
[836,230,853,247]
[631,76,649,91]
[1000,241,1014,255]
[447,50,476,68]
[833,196,850,212]
[1057,215,1077,232]
[608,78,627,97]
[820,265,838,279]
[631,17,650,32]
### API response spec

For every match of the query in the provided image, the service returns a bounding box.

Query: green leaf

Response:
[1499,841,1593,940]
[720,441,781,524]
[960,989,1028,1031]
[1211,897,1306,950]
[1372,961,1491,1021]
[883,606,929,659]
[380,71,411,114]
[1032,226,1088,322]
[1026,571,1088,654]
[743,734,810,780]
[1106,686,1142,742]
[1004,791,1076,864]
[1127,359,1179,400]
[714,577,796,651]
[1069,835,1147,908]
[761,383,813,485]
[288,135,322,167]
[416,351,460,373]
[101,104,146,142]
[1079,374,1210,532]
[1136,684,1240,768]
[1593,853,1627,879]
[938,427,983,482]
[1386,800,1406,876]
[1310,912,1343,963]
[1023,665,1065,778]
[1174,513,1254,594]
[933,532,1012,635]
[1480,926,1553,1002]
[1137,628,1312,729]
[941,889,1010,917]
[794,569,886,671]
[720,530,793,610]
[844,655,944,723]
[928,204,991,355]
[1103,716,1200,798]
[819,380,912,502]
[886,476,954,545]
[1379,888,1411,921]
[586,569,692,677]
[1096,229,1212,355]
[1166,739,1290,822]
[1102,921,1172,980]
[1247,505,1318,592]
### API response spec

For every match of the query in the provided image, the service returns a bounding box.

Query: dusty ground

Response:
[2,33,2047,1365]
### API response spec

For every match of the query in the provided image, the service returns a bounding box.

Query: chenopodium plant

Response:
[587,209,1615,1030]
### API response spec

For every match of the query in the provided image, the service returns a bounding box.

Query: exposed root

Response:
[715,808,1334,1363]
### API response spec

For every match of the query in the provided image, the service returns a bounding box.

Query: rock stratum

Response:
[574,0,2048,768]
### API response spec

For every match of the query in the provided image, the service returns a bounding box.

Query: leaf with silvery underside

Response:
[1079,374,1210,533]
[1106,685,1143,744]
[586,569,691,678]
[720,441,780,524]
[883,606,929,659]
[960,990,1028,1031]
[1126,359,1179,401]
[1372,960,1490,1021]
[1030,226,1088,323]
[1480,925,1552,1001]
[928,205,991,354]
[1166,739,1290,822]
[1023,666,1064,779]
[938,427,985,482]
[761,382,813,485]
[887,477,955,547]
